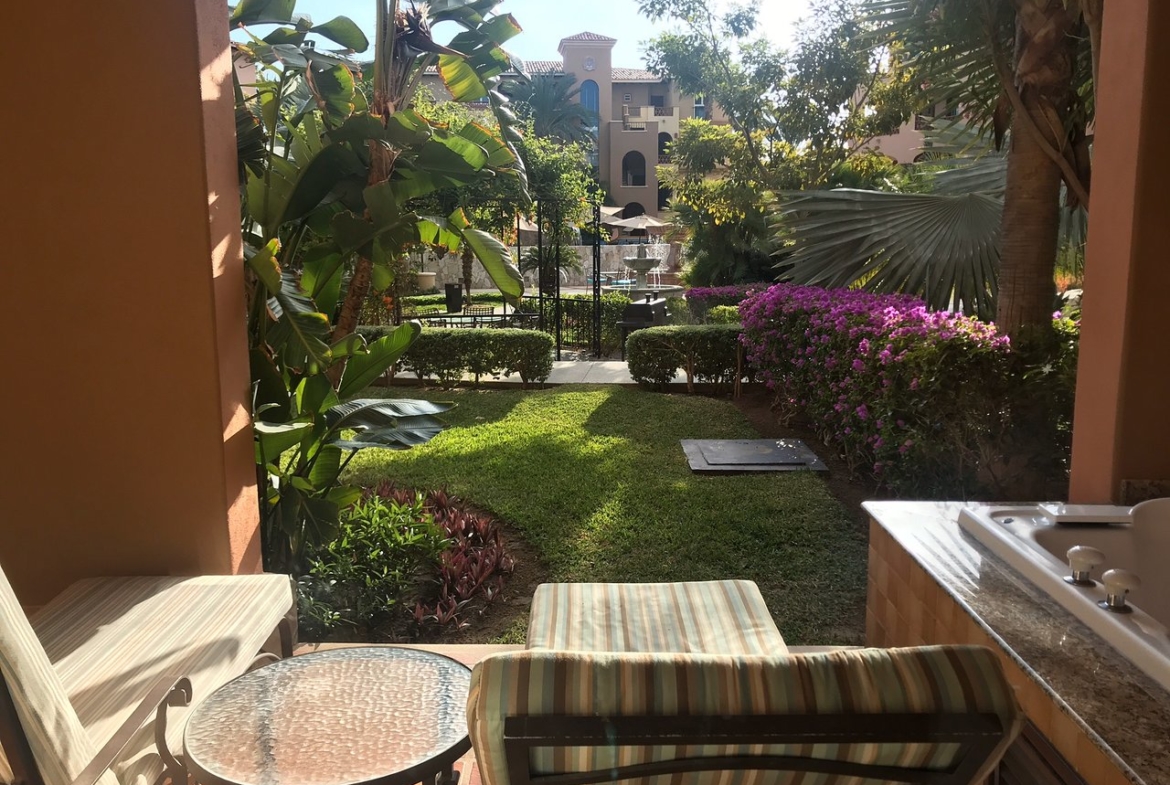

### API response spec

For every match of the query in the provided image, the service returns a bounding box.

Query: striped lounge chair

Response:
[467,581,1022,785]
[0,566,295,785]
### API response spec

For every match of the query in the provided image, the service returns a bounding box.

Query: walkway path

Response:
[390,360,688,387]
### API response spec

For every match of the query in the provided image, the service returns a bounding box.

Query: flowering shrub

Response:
[739,284,1075,497]
[685,284,770,321]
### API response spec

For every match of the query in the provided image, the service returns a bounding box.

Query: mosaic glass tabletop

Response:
[184,647,472,785]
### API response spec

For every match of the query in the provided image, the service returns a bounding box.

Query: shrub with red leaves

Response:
[368,483,515,632]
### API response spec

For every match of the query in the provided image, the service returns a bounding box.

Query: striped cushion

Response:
[0,568,119,785]
[526,581,787,655]
[28,574,294,785]
[467,646,1022,785]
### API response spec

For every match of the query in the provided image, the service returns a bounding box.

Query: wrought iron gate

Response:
[517,198,603,360]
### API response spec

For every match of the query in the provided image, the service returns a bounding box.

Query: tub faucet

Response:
[1099,569,1141,614]
[1065,545,1105,586]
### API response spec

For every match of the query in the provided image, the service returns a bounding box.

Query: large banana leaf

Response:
[322,398,453,451]
[447,208,524,303]
[337,322,420,399]
[266,274,333,368]
[776,189,1003,319]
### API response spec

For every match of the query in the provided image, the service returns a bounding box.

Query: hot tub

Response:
[958,501,1170,694]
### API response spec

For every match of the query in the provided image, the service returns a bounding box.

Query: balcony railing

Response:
[623,105,680,131]
[658,154,672,164]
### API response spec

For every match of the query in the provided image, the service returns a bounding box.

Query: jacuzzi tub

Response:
[958,503,1170,694]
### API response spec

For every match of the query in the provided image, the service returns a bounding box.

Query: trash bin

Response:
[444,283,463,313]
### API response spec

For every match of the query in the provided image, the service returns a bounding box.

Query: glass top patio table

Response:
[184,647,472,785]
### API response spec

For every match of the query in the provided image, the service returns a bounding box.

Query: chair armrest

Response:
[69,675,192,785]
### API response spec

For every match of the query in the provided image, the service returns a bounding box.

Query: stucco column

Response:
[2,0,261,603]
[1069,0,1170,503]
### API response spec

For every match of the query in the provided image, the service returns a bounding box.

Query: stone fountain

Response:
[602,243,685,299]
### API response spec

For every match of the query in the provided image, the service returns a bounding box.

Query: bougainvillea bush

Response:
[685,285,770,321]
[739,284,1077,497]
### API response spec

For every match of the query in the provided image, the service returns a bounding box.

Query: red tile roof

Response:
[522,59,565,75]
[559,32,618,43]
[612,67,661,82]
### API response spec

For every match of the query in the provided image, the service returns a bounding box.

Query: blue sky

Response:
[252,0,812,68]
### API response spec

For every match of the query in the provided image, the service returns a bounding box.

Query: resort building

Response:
[423,32,727,220]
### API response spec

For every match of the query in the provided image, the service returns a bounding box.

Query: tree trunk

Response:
[995,1,1077,336]
[461,242,474,309]
[998,112,1061,334]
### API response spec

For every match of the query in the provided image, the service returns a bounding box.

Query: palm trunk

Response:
[995,2,1077,336]
[461,242,474,309]
[998,110,1061,333]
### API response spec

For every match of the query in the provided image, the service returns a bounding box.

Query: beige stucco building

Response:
[424,32,725,220]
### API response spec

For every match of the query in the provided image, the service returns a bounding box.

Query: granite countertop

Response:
[864,501,1170,785]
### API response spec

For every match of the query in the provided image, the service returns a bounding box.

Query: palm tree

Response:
[775,0,1102,336]
[508,75,598,145]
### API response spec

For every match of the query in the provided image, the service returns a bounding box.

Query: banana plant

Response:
[233,0,529,342]
[232,0,531,570]
[246,240,452,573]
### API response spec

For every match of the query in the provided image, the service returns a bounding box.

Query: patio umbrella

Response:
[608,214,672,230]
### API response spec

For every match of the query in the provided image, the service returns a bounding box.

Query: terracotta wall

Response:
[1,0,261,604]
[1070,0,1170,502]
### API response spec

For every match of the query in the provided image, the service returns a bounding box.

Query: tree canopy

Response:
[639,0,919,285]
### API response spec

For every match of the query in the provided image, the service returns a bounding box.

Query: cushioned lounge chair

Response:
[467,581,1022,785]
[0,566,295,785]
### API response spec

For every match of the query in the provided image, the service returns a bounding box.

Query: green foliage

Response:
[642,0,921,287]
[401,292,505,308]
[775,188,1003,319]
[706,305,741,324]
[359,326,555,388]
[372,484,515,631]
[298,492,449,637]
[234,0,529,319]
[506,75,598,145]
[626,324,744,393]
[664,297,693,325]
[236,0,535,570]
[249,260,453,572]
[348,386,866,644]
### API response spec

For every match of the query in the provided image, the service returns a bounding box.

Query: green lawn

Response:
[347,385,867,645]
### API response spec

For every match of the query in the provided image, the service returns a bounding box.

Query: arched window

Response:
[580,79,600,116]
[657,132,672,162]
[658,185,672,211]
[621,202,646,219]
[622,151,647,187]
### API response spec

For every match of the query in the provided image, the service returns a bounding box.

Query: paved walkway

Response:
[391,360,688,387]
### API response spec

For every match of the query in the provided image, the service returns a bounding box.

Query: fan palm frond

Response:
[506,75,598,145]
[775,189,1003,319]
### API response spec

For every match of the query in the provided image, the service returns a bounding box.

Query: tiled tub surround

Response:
[865,502,1170,785]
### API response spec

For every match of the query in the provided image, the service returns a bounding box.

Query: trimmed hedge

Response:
[401,292,506,308]
[359,326,554,388]
[626,324,745,394]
